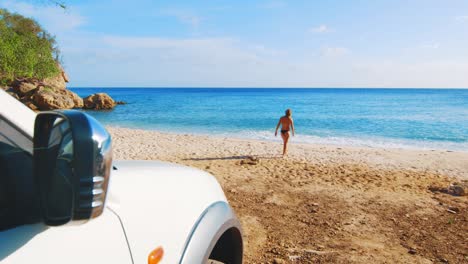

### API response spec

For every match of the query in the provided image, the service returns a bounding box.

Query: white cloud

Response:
[101,36,237,51]
[250,45,284,57]
[421,42,440,49]
[352,60,468,88]
[61,34,468,88]
[321,47,349,57]
[161,9,202,28]
[309,24,331,33]
[455,16,468,22]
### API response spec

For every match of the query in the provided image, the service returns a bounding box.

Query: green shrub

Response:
[0,9,60,84]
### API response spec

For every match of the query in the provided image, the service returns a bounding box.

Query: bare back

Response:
[280,116,293,131]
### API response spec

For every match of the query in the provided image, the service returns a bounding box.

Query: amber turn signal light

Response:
[148,246,164,264]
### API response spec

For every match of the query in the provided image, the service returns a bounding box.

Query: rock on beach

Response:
[83,93,116,110]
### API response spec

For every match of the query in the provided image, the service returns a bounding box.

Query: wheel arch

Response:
[179,201,243,264]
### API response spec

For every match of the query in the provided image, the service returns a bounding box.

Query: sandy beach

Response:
[108,127,467,263]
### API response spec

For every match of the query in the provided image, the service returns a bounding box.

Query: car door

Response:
[0,209,132,264]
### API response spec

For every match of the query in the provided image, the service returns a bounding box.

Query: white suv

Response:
[0,89,243,264]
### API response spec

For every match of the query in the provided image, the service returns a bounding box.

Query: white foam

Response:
[214,130,468,152]
[106,124,468,152]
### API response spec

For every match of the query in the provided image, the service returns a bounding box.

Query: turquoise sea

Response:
[70,88,468,151]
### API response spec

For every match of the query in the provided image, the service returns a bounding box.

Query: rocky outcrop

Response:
[12,79,38,96]
[83,93,116,110]
[3,64,122,111]
[41,75,66,90]
[32,86,83,110]
[71,91,84,108]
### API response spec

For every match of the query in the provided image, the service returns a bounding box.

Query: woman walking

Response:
[275,109,295,156]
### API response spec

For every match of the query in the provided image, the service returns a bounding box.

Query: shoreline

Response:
[108,126,468,180]
[105,124,468,153]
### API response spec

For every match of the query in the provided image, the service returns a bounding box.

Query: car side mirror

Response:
[33,110,112,226]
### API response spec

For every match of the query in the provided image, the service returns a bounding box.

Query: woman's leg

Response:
[281,132,290,156]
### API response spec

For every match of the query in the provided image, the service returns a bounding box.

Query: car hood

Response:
[105,160,227,264]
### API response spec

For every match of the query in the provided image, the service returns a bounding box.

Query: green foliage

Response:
[42,86,54,92]
[0,8,60,84]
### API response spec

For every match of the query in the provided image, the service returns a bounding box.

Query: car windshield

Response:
[0,116,32,154]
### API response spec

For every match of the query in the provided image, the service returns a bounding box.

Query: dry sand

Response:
[108,127,468,264]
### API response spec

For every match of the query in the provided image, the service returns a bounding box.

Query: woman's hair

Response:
[285,109,292,117]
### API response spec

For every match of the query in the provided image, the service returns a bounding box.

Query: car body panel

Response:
[107,160,228,263]
[0,210,132,263]
[180,201,242,264]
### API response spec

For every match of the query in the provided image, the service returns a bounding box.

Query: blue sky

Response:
[2,0,468,88]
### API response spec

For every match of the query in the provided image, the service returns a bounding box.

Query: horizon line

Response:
[68,86,468,89]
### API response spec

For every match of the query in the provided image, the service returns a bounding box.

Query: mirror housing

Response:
[34,110,112,226]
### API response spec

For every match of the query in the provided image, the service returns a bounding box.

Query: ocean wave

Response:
[213,130,468,152]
